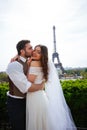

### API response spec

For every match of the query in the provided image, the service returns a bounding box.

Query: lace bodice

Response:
[28,66,44,84]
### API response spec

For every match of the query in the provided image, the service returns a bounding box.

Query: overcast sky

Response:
[0,0,87,71]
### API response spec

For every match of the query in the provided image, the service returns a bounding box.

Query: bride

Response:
[26,44,77,130]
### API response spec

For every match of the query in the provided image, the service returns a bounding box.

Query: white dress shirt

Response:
[6,56,31,99]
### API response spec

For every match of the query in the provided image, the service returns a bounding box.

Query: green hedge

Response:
[61,79,87,128]
[0,82,9,122]
[0,80,87,128]
[0,83,9,107]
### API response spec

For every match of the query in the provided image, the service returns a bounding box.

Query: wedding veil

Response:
[45,60,77,130]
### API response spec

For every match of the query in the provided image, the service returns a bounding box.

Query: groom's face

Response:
[24,43,33,58]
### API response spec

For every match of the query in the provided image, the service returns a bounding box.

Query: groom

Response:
[6,40,44,130]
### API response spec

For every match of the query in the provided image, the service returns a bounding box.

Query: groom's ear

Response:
[20,49,25,54]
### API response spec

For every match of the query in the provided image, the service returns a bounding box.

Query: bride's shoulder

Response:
[30,60,41,67]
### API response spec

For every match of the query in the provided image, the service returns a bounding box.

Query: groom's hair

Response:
[16,40,30,55]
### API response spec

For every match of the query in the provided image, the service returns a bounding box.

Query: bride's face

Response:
[32,46,42,60]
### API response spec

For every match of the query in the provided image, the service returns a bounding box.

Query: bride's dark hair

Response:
[35,45,48,81]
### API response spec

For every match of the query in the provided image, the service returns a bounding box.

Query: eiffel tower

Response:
[52,26,64,74]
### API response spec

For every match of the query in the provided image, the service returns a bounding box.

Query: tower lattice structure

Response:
[52,26,64,74]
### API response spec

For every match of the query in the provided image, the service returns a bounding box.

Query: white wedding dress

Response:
[26,61,77,130]
[26,67,50,130]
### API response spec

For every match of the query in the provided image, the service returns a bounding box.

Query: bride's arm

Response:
[27,60,46,92]
[27,60,40,83]
[10,54,19,62]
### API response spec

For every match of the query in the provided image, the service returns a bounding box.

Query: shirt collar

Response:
[19,56,27,63]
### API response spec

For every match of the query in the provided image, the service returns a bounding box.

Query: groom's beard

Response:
[25,53,33,58]
[24,49,33,58]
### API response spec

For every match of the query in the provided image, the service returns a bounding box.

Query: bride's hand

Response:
[27,56,36,66]
[10,55,19,62]
[27,58,32,66]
